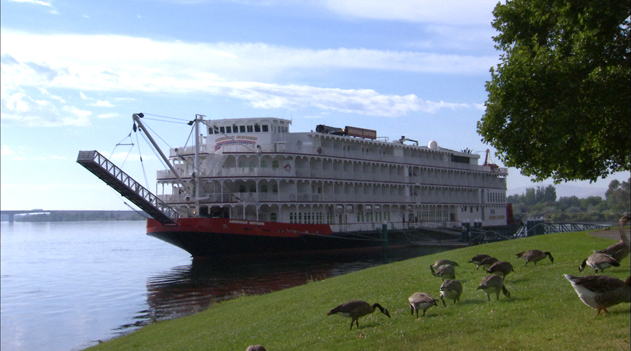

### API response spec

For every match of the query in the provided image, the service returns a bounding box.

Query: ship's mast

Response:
[194,114,205,212]
[132,113,190,197]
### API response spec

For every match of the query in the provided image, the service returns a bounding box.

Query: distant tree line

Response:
[509,178,630,223]
[13,210,148,222]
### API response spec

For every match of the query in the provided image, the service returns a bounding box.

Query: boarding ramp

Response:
[77,150,179,225]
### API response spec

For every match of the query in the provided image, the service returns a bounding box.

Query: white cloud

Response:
[1,31,490,119]
[1,31,494,81]
[220,82,471,116]
[89,100,114,107]
[7,0,53,7]
[0,90,91,126]
[321,0,496,26]
[2,145,16,156]
[98,112,120,119]
[159,0,496,26]
[6,0,58,14]
[1,145,27,160]
[405,25,497,53]
[38,88,66,103]
[108,151,155,163]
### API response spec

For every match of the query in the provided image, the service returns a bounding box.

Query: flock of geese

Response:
[326,215,630,330]
[246,215,629,349]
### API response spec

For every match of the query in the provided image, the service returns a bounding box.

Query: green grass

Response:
[87,231,630,351]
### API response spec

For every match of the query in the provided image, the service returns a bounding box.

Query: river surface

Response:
[1,220,449,351]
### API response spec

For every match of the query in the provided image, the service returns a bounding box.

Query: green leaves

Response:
[479,0,631,183]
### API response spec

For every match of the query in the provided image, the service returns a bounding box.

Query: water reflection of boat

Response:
[127,247,446,328]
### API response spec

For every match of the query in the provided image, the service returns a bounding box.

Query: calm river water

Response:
[1,220,448,351]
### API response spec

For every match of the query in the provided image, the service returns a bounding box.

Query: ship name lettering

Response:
[229,219,265,226]
[216,136,258,142]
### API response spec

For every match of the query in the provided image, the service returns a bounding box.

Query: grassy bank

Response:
[87,231,630,351]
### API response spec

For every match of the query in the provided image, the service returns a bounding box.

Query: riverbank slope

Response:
[86,231,630,351]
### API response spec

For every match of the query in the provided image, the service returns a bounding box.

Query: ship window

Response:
[240,125,246,133]
[208,127,213,134]
[262,125,269,132]
[247,125,253,132]
[255,124,261,132]
[226,126,232,133]
[261,185,268,193]
[272,160,279,169]
[220,126,225,133]
[239,185,246,193]
[260,160,267,168]
[238,161,246,168]
[249,184,256,192]
[270,213,277,222]
[233,124,238,132]
[272,184,278,193]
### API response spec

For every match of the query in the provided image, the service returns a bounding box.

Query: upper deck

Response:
[167,117,507,177]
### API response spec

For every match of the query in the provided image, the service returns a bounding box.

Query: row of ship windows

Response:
[288,212,394,225]
[487,193,506,203]
[356,211,389,223]
[239,184,278,193]
[289,212,329,224]
[235,160,488,180]
[237,184,482,195]
[208,125,290,134]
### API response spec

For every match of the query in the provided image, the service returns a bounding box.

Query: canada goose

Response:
[246,346,266,351]
[619,214,630,249]
[579,253,620,273]
[516,250,554,266]
[595,241,629,262]
[408,292,438,317]
[468,254,491,270]
[431,259,459,269]
[430,263,456,280]
[594,215,630,262]
[487,261,514,278]
[563,274,631,316]
[479,256,499,270]
[477,275,510,301]
[327,300,391,330]
[439,279,463,306]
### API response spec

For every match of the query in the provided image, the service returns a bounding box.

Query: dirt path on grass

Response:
[589,226,630,241]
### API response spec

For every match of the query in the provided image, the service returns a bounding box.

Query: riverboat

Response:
[78,113,509,258]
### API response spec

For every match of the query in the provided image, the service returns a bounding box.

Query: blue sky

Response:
[1,0,628,211]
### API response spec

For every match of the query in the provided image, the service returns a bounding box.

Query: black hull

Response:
[148,229,464,259]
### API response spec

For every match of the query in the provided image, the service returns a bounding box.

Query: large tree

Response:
[478,0,631,183]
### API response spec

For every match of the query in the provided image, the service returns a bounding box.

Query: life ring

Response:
[283,163,291,172]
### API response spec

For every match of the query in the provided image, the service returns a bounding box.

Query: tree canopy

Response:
[478,0,631,183]
[507,178,629,221]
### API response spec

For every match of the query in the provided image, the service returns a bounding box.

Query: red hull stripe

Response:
[147,218,333,238]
